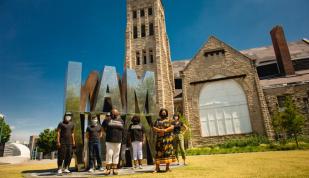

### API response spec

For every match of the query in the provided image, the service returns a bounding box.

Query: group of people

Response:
[56,108,188,175]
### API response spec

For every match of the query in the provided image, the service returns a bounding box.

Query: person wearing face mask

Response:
[128,115,145,169]
[153,108,176,173]
[172,114,188,165]
[56,112,76,175]
[86,114,103,173]
[101,109,124,175]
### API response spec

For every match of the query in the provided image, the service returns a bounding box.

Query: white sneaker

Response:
[139,165,143,169]
[57,169,62,174]
[88,168,94,173]
[99,167,104,171]
[63,168,70,173]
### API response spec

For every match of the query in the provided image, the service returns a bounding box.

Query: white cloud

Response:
[10,130,39,143]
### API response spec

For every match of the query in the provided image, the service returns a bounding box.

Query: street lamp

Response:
[0,113,5,143]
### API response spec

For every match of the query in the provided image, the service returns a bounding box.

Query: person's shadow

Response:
[22,169,56,176]
[22,168,78,176]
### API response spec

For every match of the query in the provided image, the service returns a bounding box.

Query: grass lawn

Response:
[0,150,308,178]
[0,161,55,178]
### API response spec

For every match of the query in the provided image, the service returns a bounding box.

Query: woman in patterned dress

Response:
[153,108,176,173]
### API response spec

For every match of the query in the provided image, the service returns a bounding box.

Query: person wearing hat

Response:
[86,114,104,173]
[101,109,124,175]
[56,112,76,175]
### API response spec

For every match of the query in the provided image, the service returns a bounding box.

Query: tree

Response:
[281,97,305,148]
[37,128,57,155]
[0,117,11,144]
[179,114,191,148]
[271,111,286,143]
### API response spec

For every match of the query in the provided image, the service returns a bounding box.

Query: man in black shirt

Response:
[102,109,124,175]
[86,114,103,173]
[56,112,75,175]
[128,115,145,169]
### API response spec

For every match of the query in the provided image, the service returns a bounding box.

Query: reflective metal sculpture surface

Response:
[80,71,99,112]
[125,69,156,115]
[64,62,84,169]
[94,66,123,113]
[63,61,159,170]
[64,61,82,112]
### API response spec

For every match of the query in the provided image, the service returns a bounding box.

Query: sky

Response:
[0,0,308,143]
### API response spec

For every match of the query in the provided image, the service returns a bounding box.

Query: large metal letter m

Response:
[124,69,157,115]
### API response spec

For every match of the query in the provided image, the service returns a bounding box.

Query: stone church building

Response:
[180,36,274,146]
[124,0,309,146]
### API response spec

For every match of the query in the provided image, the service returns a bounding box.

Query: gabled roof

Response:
[174,36,253,75]
[172,39,309,75]
[172,60,190,78]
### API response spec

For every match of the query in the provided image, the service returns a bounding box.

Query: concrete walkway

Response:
[0,157,56,165]
[24,163,184,178]
[0,156,30,164]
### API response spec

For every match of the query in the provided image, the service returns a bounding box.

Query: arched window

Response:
[136,52,140,65]
[199,76,252,137]
[133,10,137,19]
[149,23,154,36]
[141,24,146,37]
[133,26,138,39]
[140,9,145,17]
[148,7,153,16]
[149,49,154,63]
[143,50,147,64]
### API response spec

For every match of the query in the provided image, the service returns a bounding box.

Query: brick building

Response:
[125,0,309,146]
[173,30,309,146]
[125,0,174,114]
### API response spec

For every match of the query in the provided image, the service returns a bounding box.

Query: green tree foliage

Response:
[272,111,286,143]
[37,128,57,154]
[178,114,191,147]
[0,117,11,144]
[281,97,305,148]
[271,96,305,148]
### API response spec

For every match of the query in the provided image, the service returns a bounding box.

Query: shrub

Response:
[218,135,270,148]
[271,96,305,148]
[186,135,309,156]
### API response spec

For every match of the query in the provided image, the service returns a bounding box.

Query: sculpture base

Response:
[24,163,184,178]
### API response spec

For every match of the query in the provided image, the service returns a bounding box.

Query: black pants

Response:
[89,141,102,168]
[57,144,73,168]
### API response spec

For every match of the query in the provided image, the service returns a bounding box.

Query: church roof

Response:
[172,39,309,75]
[241,39,309,66]
[172,59,190,78]
[260,69,309,88]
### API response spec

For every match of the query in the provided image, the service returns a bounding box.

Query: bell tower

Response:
[125,0,174,114]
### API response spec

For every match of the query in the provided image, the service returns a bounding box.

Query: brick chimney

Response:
[270,25,295,75]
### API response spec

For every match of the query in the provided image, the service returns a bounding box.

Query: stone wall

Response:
[181,36,274,147]
[263,84,309,136]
